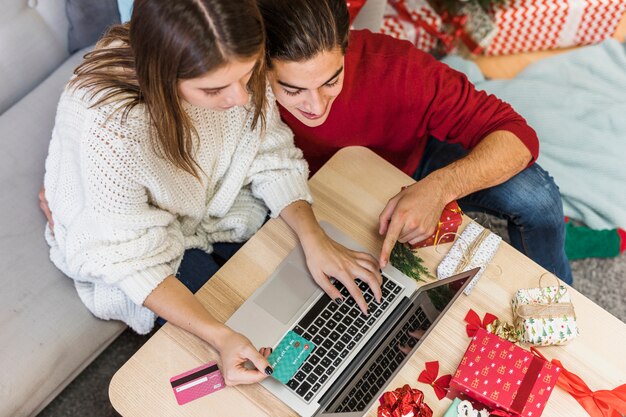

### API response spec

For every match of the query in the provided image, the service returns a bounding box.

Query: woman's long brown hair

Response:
[69,0,266,178]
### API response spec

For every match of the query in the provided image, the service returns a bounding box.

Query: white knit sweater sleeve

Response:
[247,93,313,217]
[45,93,184,306]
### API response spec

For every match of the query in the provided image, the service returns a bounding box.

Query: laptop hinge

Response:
[315,296,412,412]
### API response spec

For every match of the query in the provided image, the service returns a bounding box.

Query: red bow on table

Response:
[378,384,433,417]
[464,308,498,338]
[417,361,451,400]
[531,348,626,417]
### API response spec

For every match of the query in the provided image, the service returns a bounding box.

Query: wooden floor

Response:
[472,12,626,79]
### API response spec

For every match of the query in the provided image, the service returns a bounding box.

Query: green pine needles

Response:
[389,242,432,282]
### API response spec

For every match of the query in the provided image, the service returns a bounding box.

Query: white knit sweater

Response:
[44,86,312,334]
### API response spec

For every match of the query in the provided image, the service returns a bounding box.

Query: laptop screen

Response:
[319,270,474,415]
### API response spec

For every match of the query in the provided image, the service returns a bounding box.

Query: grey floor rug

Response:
[37,215,625,417]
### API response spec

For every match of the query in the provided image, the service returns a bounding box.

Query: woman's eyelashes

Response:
[282,78,340,97]
[202,88,223,96]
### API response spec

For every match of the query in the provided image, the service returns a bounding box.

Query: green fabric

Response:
[564,222,621,260]
[443,398,462,417]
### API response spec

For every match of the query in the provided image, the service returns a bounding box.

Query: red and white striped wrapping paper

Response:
[481,0,626,56]
[380,0,443,53]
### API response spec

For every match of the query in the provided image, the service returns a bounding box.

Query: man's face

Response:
[268,48,344,128]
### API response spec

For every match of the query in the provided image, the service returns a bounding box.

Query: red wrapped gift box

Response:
[410,200,463,249]
[450,328,560,417]
[472,0,626,56]
[380,0,444,53]
[347,0,367,24]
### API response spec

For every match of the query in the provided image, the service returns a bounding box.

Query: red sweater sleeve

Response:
[414,52,539,163]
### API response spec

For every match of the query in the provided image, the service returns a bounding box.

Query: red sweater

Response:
[279,30,539,176]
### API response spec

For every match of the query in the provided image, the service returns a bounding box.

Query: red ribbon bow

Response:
[531,348,626,417]
[417,361,451,400]
[439,11,483,54]
[378,384,433,417]
[464,308,498,338]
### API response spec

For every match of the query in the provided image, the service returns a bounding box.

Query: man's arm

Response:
[378,130,531,267]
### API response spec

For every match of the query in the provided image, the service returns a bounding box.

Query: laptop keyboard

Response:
[286,276,403,403]
[335,306,432,412]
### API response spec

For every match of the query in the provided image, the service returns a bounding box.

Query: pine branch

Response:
[390,242,432,282]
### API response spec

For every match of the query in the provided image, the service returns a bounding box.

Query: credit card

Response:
[170,362,225,405]
[268,330,316,384]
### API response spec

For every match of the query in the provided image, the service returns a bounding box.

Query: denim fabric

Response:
[155,242,244,326]
[414,138,573,284]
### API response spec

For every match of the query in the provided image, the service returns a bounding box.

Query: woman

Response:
[42,0,381,385]
[258,0,573,284]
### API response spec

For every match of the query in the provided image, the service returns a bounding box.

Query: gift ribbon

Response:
[439,11,484,54]
[464,308,498,338]
[378,384,434,417]
[453,228,491,275]
[485,318,519,343]
[531,348,626,417]
[510,354,545,414]
[417,361,451,400]
[514,302,576,320]
[390,0,455,52]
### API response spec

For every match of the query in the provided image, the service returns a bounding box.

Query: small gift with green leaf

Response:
[511,274,579,346]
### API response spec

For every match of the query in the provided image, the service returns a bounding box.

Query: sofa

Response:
[0,1,385,415]
[0,1,126,416]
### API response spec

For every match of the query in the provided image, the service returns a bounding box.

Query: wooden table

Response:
[109,147,626,417]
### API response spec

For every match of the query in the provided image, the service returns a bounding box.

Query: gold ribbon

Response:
[486,319,519,343]
[452,228,491,275]
[515,302,576,320]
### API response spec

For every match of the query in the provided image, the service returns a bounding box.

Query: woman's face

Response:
[178,57,257,110]
[268,48,344,128]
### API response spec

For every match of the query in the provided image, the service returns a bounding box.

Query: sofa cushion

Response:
[67,0,120,53]
[0,0,68,114]
[0,49,125,417]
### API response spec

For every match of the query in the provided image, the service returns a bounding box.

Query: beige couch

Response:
[0,1,124,416]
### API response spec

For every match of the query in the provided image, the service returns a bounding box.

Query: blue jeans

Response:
[156,242,244,325]
[414,138,573,284]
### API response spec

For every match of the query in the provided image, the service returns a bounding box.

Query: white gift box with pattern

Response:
[511,284,579,346]
[436,222,502,295]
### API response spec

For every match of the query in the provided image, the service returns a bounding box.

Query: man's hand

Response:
[378,179,448,268]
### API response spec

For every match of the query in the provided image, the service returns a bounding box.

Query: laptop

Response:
[227,221,478,417]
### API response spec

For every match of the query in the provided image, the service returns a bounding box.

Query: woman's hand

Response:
[301,229,382,315]
[38,185,54,233]
[378,180,448,268]
[279,201,383,315]
[214,328,274,386]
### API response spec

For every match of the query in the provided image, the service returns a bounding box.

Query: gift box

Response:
[443,397,490,417]
[410,200,463,248]
[463,0,626,56]
[380,0,445,53]
[450,328,560,417]
[512,282,579,346]
[347,0,367,24]
[437,221,502,295]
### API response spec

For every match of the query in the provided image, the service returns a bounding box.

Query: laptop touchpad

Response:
[253,262,320,324]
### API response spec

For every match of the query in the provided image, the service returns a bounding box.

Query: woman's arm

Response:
[248,96,382,314]
[143,276,272,385]
[280,200,382,314]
